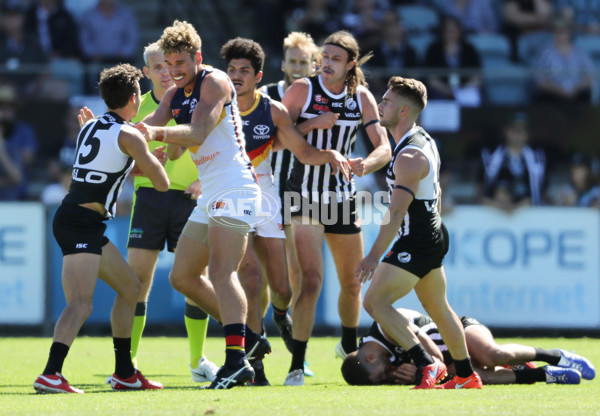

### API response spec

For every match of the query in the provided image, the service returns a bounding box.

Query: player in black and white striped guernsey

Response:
[34,64,169,394]
[282,31,391,386]
[357,76,482,390]
[260,32,319,365]
[342,308,593,386]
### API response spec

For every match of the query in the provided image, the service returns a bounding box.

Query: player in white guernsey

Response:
[133,21,261,389]
[34,64,168,394]
[222,37,349,385]
[281,31,391,386]
[356,76,482,390]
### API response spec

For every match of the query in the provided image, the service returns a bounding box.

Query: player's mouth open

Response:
[172,75,184,81]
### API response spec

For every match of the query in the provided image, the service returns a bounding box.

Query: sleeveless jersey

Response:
[287,75,363,203]
[240,92,276,185]
[360,313,452,366]
[385,126,442,240]
[265,81,295,198]
[170,67,255,188]
[63,112,134,218]
[131,90,196,191]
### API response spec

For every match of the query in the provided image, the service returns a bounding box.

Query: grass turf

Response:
[0,336,598,415]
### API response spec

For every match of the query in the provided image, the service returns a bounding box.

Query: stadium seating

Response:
[407,32,436,64]
[482,62,531,106]
[574,34,600,104]
[467,33,511,68]
[517,31,552,64]
[397,5,439,33]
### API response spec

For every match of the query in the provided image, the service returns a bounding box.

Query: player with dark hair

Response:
[356,76,481,389]
[282,30,391,386]
[342,308,595,386]
[34,63,169,394]
[220,37,350,385]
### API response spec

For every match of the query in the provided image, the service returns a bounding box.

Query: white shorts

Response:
[187,182,262,230]
[251,181,285,239]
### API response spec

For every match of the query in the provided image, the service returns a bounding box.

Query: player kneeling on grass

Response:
[34,64,169,394]
[342,308,596,386]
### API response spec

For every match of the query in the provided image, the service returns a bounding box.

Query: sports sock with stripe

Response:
[407,343,435,368]
[224,323,246,367]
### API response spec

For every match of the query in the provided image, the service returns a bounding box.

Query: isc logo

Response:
[75,243,88,249]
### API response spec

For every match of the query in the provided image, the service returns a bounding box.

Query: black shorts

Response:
[381,222,449,278]
[460,316,484,330]
[53,203,109,256]
[283,192,361,234]
[127,187,196,252]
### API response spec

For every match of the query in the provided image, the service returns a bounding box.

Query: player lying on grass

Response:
[342,308,596,386]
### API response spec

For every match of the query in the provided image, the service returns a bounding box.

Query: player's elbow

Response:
[153,177,170,192]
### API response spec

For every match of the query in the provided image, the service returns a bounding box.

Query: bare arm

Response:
[348,88,391,177]
[119,126,169,191]
[272,101,350,181]
[136,70,232,148]
[281,78,339,134]
[142,85,177,127]
[356,149,429,283]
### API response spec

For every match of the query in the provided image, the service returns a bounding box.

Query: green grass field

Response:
[1,336,598,415]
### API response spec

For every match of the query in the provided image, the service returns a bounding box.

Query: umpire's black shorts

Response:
[127,187,196,252]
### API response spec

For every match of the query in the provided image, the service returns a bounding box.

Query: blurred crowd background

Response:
[1,0,600,216]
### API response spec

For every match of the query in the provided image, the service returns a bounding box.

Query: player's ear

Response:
[195,51,202,65]
[364,352,377,363]
[256,70,263,84]
[142,66,150,79]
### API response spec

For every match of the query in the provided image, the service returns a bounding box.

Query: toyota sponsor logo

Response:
[253,124,270,135]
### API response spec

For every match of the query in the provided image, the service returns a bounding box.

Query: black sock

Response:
[514,367,546,384]
[113,337,135,379]
[407,344,434,368]
[534,348,561,365]
[245,326,259,350]
[272,305,288,322]
[341,325,357,353]
[454,358,475,378]
[43,342,70,375]
[289,339,308,372]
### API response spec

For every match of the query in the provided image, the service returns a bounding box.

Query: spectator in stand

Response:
[443,0,499,33]
[532,17,595,104]
[554,153,600,208]
[556,0,600,34]
[370,10,417,69]
[480,112,546,212]
[369,10,417,94]
[25,0,80,59]
[502,0,553,62]
[0,82,37,201]
[424,16,482,104]
[340,0,389,52]
[287,0,340,44]
[0,0,49,94]
[79,0,138,92]
[40,160,71,205]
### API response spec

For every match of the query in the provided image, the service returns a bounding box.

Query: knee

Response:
[66,298,94,321]
[269,276,292,303]
[169,271,188,294]
[240,270,262,299]
[340,279,362,297]
[299,270,322,299]
[362,292,377,317]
